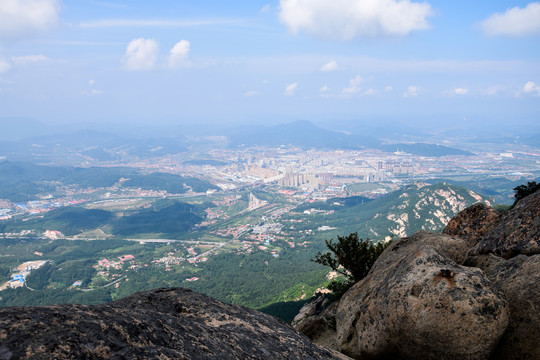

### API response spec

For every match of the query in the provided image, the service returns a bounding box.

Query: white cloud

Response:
[319,85,330,92]
[320,60,339,72]
[343,74,364,94]
[82,79,103,96]
[384,86,393,92]
[285,82,298,96]
[168,40,190,68]
[362,88,378,96]
[523,81,540,95]
[0,57,11,73]
[244,91,260,97]
[453,87,468,95]
[260,4,271,14]
[403,85,420,97]
[81,89,103,97]
[279,0,432,40]
[11,54,49,65]
[486,85,502,96]
[0,0,60,41]
[123,38,159,70]
[481,3,540,36]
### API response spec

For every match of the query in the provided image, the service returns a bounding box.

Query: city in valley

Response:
[1,134,538,308]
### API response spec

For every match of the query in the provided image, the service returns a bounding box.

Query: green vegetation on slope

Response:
[0,161,217,202]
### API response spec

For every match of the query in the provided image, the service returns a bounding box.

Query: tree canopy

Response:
[513,181,539,205]
[313,232,388,283]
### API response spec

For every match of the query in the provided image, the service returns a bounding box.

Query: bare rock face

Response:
[293,295,339,350]
[293,292,331,324]
[475,190,540,257]
[480,255,540,360]
[442,203,501,246]
[444,190,540,257]
[0,287,350,360]
[335,232,509,360]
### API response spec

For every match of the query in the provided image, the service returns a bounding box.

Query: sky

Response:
[0,0,539,132]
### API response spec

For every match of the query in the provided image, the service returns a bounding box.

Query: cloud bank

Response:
[0,0,60,41]
[279,0,432,40]
[481,2,540,36]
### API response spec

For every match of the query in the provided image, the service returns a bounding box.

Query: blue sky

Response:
[0,0,539,132]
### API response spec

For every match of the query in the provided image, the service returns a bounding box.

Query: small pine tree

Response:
[313,232,388,284]
[513,181,540,205]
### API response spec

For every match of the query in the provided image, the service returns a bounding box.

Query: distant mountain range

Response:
[0,161,216,202]
[225,120,380,149]
[225,120,474,156]
[379,143,474,156]
[3,118,522,163]
[0,121,187,163]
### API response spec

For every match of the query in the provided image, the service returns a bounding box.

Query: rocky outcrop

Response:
[442,203,501,246]
[481,254,540,360]
[295,190,540,360]
[444,190,540,257]
[0,287,350,360]
[292,294,339,350]
[335,232,508,360]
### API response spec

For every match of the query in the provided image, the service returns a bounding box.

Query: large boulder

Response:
[480,255,540,360]
[334,232,509,360]
[442,203,501,246]
[475,190,540,257]
[444,190,540,257]
[0,287,350,360]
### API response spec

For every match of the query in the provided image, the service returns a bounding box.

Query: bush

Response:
[313,232,389,290]
[513,181,540,205]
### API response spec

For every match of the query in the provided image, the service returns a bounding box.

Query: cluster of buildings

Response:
[0,199,82,220]
[95,255,136,271]
[0,260,49,291]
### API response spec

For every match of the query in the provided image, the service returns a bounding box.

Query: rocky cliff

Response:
[294,189,539,360]
[0,287,350,360]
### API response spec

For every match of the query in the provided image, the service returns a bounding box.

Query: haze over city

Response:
[0,0,539,134]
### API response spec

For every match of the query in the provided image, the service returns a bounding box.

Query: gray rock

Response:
[335,232,509,360]
[294,300,339,350]
[475,190,540,257]
[293,292,332,325]
[0,287,350,360]
[443,203,501,247]
[445,190,540,257]
[486,255,540,360]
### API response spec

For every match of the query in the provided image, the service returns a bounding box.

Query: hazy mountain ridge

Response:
[226,120,380,149]
[0,161,215,202]
[378,143,474,157]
